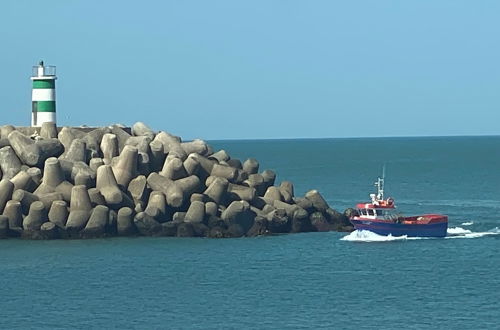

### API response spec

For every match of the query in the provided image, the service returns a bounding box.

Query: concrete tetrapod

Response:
[89,158,104,172]
[96,165,122,205]
[74,172,93,188]
[58,127,86,153]
[12,189,39,214]
[0,125,15,139]
[226,158,243,169]
[190,193,205,203]
[61,138,86,163]
[66,185,93,235]
[48,200,69,229]
[109,125,131,153]
[209,150,230,163]
[2,200,23,233]
[189,154,216,179]
[41,157,65,188]
[154,131,187,160]
[137,151,151,176]
[183,154,200,176]
[149,140,165,173]
[242,158,259,175]
[175,175,201,199]
[244,174,266,196]
[40,122,58,139]
[23,201,48,231]
[38,192,64,210]
[146,173,182,208]
[221,200,255,236]
[8,131,63,167]
[84,126,111,151]
[263,186,283,202]
[112,145,138,189]
[160,157,187,180]
[227,183,256,202]
[7,131,39,166]
[0,179,15,213]
[279,181,295,203]
[184,201,205,223]
[88,188,106,206]
[127,175,148,205]
[117,207,136,236]
[180,139,208,156]
[203,177,228,205]
[261,170,276,190]
[26,167,42,186]
[132,122,155,140]
[0,146,22,179]
[54,181,74,202]
[205,201,218,217]
[145,191,167,222]
[294,197,314,212]
[211,163,237,182]
[81,205,109,238]
[304,190,329,212]
[100,133,118,164]
[10,171,36,192]
[125,136,152,155]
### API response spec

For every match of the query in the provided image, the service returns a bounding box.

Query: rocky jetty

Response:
[0,122,353,239]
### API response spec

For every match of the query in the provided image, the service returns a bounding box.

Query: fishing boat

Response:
[349,169,448,237]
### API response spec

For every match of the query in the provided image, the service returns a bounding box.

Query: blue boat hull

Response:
[350,219,448,237]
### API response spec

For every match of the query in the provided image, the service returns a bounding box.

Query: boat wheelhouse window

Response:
[375,209,384,216]
[367,209,374,216]
[362,209,368,215]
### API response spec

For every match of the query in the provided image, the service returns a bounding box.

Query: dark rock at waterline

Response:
[161,221,177,237]
[0,215,8,238]
[176,222,194,237]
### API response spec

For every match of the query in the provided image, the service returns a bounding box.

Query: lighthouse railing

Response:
[32,65,56,77]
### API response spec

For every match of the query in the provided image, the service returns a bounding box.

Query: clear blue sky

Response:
[1,1,499,140]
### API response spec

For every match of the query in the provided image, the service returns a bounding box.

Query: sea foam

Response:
[341,227,500,242]
[445,226,500,239]
[340,230,408,242]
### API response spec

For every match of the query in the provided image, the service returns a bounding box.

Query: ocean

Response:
[1,136,499,329]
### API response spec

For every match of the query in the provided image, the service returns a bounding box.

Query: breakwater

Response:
[0,122,353,239]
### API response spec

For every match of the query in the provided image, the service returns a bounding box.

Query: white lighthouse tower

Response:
[31,61,57,127]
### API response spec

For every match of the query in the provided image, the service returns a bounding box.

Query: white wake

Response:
[445,226,500,239]
[340,230,408,242]
[341,227,500,242]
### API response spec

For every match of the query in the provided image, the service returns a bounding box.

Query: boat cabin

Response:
[356,201,398,221]
[354,175,400,221]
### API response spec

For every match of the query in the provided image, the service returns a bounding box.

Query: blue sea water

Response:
[1,136,499,329]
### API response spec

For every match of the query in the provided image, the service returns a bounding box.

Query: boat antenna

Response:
[375,165,386,201]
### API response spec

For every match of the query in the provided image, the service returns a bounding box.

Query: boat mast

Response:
[375,165,385,201]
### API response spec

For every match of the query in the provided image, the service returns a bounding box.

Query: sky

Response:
[1,0,499,140]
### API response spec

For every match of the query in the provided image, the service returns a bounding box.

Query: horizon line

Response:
[203,133,500,142]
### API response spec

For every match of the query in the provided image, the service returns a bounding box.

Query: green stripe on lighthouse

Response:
[33,80,55,89]
[32,101,56,112]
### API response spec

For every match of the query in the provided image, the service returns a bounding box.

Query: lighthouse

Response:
[31,61,57,127]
